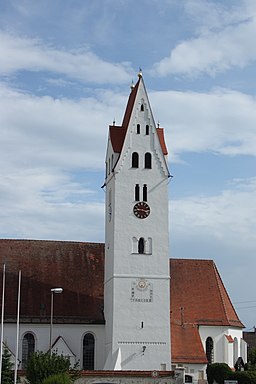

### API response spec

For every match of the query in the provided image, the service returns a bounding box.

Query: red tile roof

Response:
[0,240,243,364]
[170,258,244,364]
[170,258,243,328]
[108,77,168,157]
[171,323,208,364]
[0,239,104,323]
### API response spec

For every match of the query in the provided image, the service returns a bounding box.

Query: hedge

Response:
[206,363,256,384]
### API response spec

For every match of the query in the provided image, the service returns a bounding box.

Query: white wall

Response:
[199,325,245,367]
[3,323,105,369]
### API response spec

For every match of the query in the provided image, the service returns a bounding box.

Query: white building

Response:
[0,73,246,383]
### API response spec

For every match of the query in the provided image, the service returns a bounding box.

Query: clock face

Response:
[133,202,150,219]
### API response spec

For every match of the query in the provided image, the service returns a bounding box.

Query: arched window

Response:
[140,104,144,111]
[146,125,149,135]
[83,333,95,370]
[135,184,140,201]
[145,153,152,169]
[22,333,35,368]
[132,152,139,168]
[143,184,147,201]
[137,124,140,134]
[138,238,145,254]
[206,337,214,364]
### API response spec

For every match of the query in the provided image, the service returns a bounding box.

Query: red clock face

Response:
[133,202,150,219]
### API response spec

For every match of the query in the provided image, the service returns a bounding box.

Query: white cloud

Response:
[0,82,126,173]
[171,177,256,249]
[0,31,132,84]
[151,88,256,159]
[152,2,256,77]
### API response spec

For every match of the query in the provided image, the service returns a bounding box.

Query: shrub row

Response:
[207,363,256,384]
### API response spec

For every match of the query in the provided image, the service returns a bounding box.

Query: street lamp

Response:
[49,288,63,354]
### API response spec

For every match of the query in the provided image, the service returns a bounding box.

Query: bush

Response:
[26,352,71,384]
[207,362,256,384]
[42,373,71,384]
[206,363,231,384]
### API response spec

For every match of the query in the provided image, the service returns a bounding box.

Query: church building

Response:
[0,73,246,383]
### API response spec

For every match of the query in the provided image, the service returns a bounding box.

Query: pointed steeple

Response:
[108,74,168,160]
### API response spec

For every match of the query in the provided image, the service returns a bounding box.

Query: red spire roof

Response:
[109,76,168,156]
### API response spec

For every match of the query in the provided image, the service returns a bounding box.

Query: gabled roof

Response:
[108,75,168,156]
[170,258,243,364]
[170,258,243,328]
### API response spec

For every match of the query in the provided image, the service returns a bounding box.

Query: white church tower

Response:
[104,72,171,370]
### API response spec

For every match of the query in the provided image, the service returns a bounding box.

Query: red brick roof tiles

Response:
[170,258,244,364]
[0,239,104,323]
[170,259,243,328]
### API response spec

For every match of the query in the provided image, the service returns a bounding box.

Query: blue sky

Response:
[0,0,256,329]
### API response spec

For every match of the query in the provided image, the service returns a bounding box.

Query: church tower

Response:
[104,73,171,370]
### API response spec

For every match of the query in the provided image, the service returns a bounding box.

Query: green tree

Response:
[248,348,256,370]
[26,352,71,384]
[1,346,14,384]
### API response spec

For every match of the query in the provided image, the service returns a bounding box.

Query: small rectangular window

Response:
[143,184,147,201]
[135,184,140,201]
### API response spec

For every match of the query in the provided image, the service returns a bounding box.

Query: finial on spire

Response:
[157,121,160,128]
[130,80,134,90]
[113,118,115,126]
[138,68,142,78]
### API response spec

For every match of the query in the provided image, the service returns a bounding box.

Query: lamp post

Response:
[49,288,63,354]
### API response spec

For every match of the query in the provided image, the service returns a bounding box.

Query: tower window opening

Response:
[138,237,145,254]
[135,184,140,201]
[137,124,140,134]
[143,184,147,201]
[140,104,144,111]
[145,152,152,169]
[146,125,149,135]
[141,321,144,328]
[132,152,139,168]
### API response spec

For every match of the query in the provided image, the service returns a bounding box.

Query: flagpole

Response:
[14,270,21,384]
[0,264,6,384]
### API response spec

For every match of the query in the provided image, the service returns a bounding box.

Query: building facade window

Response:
[145,152,152,169]
[146,125,149,135]
[22,333,35,368]
[206,337,214,364]
[83,333,95,370]
[137,124,140,134]
[135,184,140,201]
[132,152,139,168]
[138,238,145,254]
[140,104,144,111]
[143,184,147,201]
